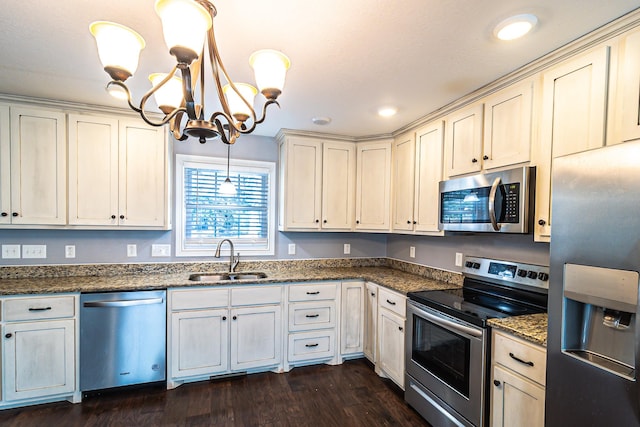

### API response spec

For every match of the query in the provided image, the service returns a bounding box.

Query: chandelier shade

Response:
[89,0,290,146]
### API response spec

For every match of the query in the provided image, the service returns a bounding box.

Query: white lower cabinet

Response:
[363,282,378,363]
[340,281,365,358]
[0,294,80,408]
[168,285,283,389]
[490,330,546,427]
[375,287,406,389]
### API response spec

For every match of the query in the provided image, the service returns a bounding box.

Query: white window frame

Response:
[175,153,276,257]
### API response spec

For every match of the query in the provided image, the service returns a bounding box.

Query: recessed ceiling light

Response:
[378,107,398,117]
[494,14,538,41]
[311,116,332,125]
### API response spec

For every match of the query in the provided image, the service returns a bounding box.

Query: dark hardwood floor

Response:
[0,359,430,426]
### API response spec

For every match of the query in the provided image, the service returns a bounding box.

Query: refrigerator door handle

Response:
[488,177,502,231]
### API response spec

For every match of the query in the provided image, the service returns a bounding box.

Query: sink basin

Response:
[188,272,267,282]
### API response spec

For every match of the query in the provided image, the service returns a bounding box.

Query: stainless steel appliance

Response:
[406,256,548,426]
[547,141,640,425]
[80,290,166,392]
[439,166,535,233]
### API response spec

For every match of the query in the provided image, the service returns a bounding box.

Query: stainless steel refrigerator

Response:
[547,140,640,425]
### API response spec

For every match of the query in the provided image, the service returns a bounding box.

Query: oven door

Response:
[406,301,487,426]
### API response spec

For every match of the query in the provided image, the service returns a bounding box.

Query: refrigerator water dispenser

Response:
[561,263,639,380]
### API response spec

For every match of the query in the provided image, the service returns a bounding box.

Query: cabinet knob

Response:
[371,292,375,297]
[222,316,227,321]
[538,219,546,226]
[493,379,501,387]
[413,221,417,224]
[471,158,478,163]
[398,326,403,332]
[111,215,116,219]
[356,220,360,224]
[1,212,7,217]
[120,215,125,220]
[12,212,18,217]
[483,155,489,160]
[323,219,327,223]
[407,220,411,224]
[5,333,12,339]
[315,219,319,223]
[232,315,237,320]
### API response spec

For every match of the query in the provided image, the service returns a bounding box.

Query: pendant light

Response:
[219,143,236,195]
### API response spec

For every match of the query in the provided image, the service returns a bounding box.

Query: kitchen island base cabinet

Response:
[0,294,80,409]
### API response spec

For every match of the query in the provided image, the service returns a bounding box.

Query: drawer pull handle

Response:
[5,333,12,339]
[28,307,52,312]
[509,352,534,367]
[306,291,320,295]
[305,343,319,348]
[305,314,320,318]
[386,299,396,305]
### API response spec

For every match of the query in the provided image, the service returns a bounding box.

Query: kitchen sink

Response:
[188,272,267,282]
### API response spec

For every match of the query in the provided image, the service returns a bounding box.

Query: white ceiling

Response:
[1,1,639,139]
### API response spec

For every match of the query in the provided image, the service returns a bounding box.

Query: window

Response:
[176,154,276,256]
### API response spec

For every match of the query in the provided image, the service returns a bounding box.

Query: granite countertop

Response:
[0,266,461,297]
[488,313,548,347]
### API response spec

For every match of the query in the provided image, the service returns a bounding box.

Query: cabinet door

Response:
[392,133,415,231]
[340,281,364,356]
[281,137,322,229]
[10,107,66,225]
[230,305,282,371]
[68,115,119,225]
[4,319,75,401]
[119,120,168,227]
[414,121,444,234]
[377,308,405,388]
[363,282,378,363]
[535,46,609,241]
[483,80,533,169]
[355,141,391,231]
[170,308,229,379]
[0,105,9,224]
[491,365,545,427]
[444,103,484,177]
[612,28,640,144]
[321,142,355,230]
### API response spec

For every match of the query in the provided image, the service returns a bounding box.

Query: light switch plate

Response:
[409,246,416,258]
[127,244,137,257]
[288,243,296,255]
[2,244,20,259]
[152,244,171,257]
[455,252,463,267]
[343,243,351,255]
[65,245,76,258]
[23,244,46,259]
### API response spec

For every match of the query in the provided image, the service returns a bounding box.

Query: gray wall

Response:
[0,133,548,267]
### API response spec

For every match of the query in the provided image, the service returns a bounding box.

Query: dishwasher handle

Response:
[83,297,164,308]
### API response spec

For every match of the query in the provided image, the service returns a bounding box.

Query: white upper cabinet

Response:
[443,103,484,178]
[68,115,169,229]
[482,79,534,170]
[413,121,444,234]
[279,134,355,231]
[0,105,10,224]
[534,46,609,241]
[355,141,391,231]
[7,106,66,225]
[391,132,416,231]
[611,27,640,144]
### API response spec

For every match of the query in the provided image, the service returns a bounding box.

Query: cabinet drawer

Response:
[289,301,336,331]
[493,330,546,386]
[231,286,282,306]
[170,288,228,311]
[4,295,75,321]
[378,287,406,317]
[288,330,336,362]
[289,282,337,302]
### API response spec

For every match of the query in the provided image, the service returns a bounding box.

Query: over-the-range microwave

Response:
[438,166,535,233]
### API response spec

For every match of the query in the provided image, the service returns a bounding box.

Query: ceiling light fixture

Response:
[311,117,332,126]
[89,0,291,146]
[494,14,538,41]
[378,107,398,117]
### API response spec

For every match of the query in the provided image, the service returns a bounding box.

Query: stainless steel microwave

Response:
[439,166,535,233]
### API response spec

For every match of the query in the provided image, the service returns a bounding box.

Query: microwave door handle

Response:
[488,177,502,231]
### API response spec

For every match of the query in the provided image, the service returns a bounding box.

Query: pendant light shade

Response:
[89,21,145,81]
[154,0,212,64]
[149,73,184,113]
[223,83,258,122]
[249,49,291,100]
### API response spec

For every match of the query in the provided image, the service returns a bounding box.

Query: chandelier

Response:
[89,0,290,145]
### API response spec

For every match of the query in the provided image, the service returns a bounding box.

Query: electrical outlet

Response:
[409,246,416,258]
[127,244,137,257]
[65,245,76,258]
[152,244,171,257]
[23,244,47,259]
[343,243,351,255]
[455,252,463,267]
[288,243,296,255]
[2,244,20,259]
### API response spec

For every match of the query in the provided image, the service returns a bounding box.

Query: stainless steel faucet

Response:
[215,239,239,272]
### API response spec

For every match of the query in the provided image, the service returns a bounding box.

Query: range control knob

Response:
[527,271,538,279]
[465,261,474,268]
[517,269,528,277]
[538,272,549,281]
[472,262,481,269]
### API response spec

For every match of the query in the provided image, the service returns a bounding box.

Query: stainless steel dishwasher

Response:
[80,290,166,392]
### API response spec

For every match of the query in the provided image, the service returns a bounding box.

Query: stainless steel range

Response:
[405,256,549,426]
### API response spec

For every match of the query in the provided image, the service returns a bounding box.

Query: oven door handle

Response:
[417,308,483,338]
[488,176,502,231]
